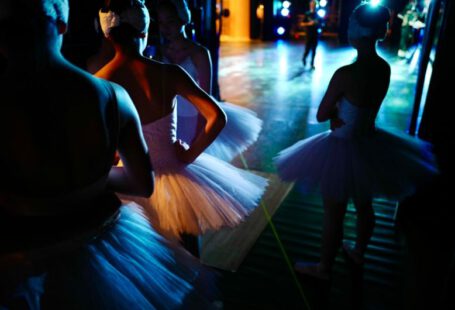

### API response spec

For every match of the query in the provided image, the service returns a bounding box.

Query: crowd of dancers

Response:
[0,0,438,309]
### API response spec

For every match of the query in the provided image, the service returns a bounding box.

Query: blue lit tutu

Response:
[204,101,262,161]
[7,203,215,309]
[275,98,438,202]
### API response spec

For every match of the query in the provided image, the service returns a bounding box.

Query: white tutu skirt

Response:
[177,101,262,162]
[12,203,215,309]
[275,128,438,202]
[125,154,268,237]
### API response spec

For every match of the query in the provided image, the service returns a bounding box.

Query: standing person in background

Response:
[397,0,419,58]
[156,0,263,162]
[275,3,438,280]
[301,0,321,69]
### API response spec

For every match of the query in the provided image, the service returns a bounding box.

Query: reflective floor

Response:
[220,39,418,171]
[216,38,418,309]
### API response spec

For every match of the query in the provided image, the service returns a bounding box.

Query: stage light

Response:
[282,1,291,9]
[277,27,286,35]
[281,8,290,17]
[317,9,326,18]
[320,0,328,7]
[370,0,381,6]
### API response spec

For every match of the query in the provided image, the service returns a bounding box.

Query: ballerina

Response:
[155,0,262,162]
[95,0,267,240]
[274,3,438,280]
[0,0,215,308]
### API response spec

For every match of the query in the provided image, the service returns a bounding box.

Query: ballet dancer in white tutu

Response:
[0,0,216,308]
[275,3,438,279]
[155,0,263,162]
[95,0,267,242]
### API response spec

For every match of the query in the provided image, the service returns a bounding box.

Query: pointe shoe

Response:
[294,261,330,280]
[342,241,364,265]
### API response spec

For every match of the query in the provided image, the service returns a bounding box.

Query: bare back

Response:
[0,62,118,197]
[96,58,177,125]
[338,56,391,112]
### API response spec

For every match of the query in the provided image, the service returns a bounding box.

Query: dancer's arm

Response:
[193,45,213,94]
[192,45,213,134]
[170,65,226,163]
[107,82,154,197]
[317,68,344,123]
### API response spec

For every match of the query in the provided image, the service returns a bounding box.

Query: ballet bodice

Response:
[330,98,377,139]
[163,56,199,118]
[141,110,180,167]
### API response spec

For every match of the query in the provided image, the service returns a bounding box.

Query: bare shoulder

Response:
[189,40,209,55]
[56,64,111,102]
[161,60,190,81]
[336,63,354,76]
[189,41,211,63]
[143,60,191,97]
[330,65,351,85]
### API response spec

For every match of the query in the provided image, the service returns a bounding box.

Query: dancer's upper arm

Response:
[168,65,226,162]
[193,46,213,94]
[111,82,154,197]
[317,68,344,122]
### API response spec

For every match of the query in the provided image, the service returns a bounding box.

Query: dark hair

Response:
[352,3,390,33]
[157,1,179,17]
[156,1,188,24]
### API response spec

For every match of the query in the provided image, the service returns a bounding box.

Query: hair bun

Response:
[355,4,390,29]
[349,3,389,40]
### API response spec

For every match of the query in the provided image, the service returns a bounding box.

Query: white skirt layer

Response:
[13,203,215,309]
[125,154,268,237]
[275,128,438,202]
[177,101,262,162]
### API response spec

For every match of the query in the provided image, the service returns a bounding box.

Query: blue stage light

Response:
[370,0,381,6]
[320,0,328,7]
[282,1,291,9]
[277,27,286,35]
[281,8,290,17]
[317,9,326,18]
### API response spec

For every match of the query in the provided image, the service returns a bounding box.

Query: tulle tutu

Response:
[178,101,262,162]
[7,203,215,309]
[168,55,262,162]
[125,154,268,237]
[275,128,438,202]
[205,101,262,161]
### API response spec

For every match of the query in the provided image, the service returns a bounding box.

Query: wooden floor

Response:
[212,38,418,309]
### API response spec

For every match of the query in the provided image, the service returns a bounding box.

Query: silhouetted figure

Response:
[397,0,420,58]
[301,0,321,69]
[275,3,438,281]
